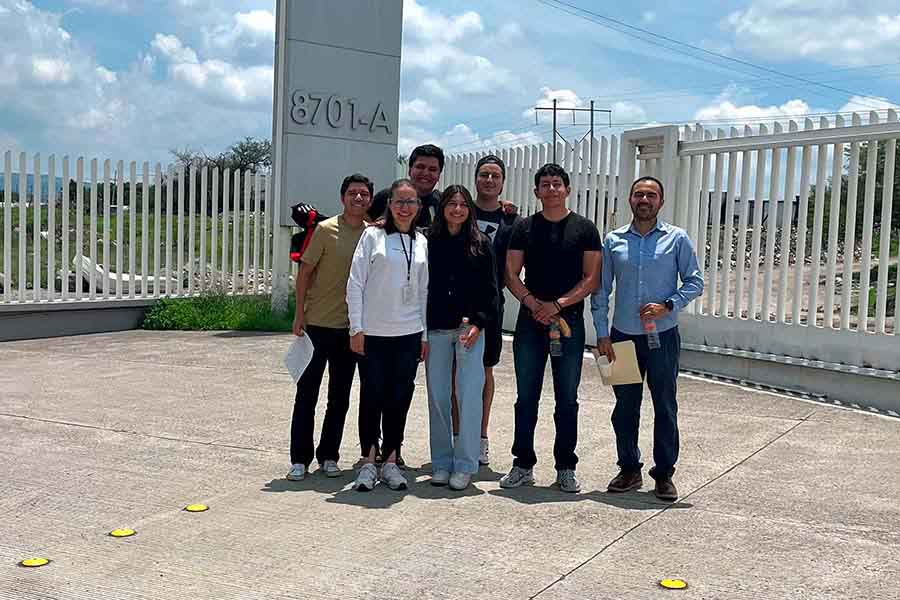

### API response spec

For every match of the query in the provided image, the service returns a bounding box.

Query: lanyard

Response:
[398,233,413,283]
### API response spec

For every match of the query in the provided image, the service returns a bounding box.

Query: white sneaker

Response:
[431,469,451,486]
[286,463,306,481]
[380,463,408,491]
[353,463,378,492]
[479,437,490,465]
[556,469,582,493]
[321,460,341,478]
[449,472,471,491]
[499,466,535,489]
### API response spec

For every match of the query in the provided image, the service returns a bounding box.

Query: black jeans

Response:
[289,325,358,466]
[610,326,681,479]
[511,310,585,470]
[358,332,422,461]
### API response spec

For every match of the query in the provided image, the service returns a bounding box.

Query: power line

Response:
[535,0,898,110]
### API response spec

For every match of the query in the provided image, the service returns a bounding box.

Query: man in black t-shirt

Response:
[499,163,602,493]
[369,144,443,228]
[472,154,522,466]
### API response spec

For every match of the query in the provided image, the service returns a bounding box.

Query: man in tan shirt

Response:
[286,174,372,481]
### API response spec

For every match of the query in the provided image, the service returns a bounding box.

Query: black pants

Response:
[289,325,358,466]
[358,332,422,461]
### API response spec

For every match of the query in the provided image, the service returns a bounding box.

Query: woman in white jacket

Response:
[347,178,429,491]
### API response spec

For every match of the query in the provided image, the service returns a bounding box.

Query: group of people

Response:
[287,143,704,501]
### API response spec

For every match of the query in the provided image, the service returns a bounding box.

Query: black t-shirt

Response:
[370,188,441,229]
[507,211,602,318]
[475,205,522,302]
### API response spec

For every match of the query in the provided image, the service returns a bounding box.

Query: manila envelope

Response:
[595,340,643,386]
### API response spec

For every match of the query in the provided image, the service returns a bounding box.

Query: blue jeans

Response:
[610,326,680,479]
[426,329,485,474]
[512,310,585,470]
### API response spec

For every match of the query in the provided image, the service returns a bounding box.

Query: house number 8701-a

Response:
[291,91,392,134]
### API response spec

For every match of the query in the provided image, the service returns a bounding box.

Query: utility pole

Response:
[534,100,612,166]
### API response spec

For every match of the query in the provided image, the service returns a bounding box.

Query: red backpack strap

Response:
[299,210,319,255]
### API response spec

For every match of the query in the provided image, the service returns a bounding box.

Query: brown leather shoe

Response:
[607,469,643,493]
[654,477,678,501]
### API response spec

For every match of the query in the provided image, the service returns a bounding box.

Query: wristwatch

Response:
[664,299,675,312]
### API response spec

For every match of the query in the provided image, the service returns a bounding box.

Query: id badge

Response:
[402,283,414,305]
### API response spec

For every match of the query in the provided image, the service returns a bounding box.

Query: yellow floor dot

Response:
[184,504,208,512]
[659,578,688,590]
[20,558,50,568]
[109,528,136,538]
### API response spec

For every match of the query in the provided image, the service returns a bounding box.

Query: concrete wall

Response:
[0,299,155,342]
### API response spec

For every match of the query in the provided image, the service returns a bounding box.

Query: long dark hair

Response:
[379,178,420,237]
[430,184,487,258]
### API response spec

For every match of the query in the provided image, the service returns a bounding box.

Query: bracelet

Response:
[521,292,533,304]
[553,300,563,312]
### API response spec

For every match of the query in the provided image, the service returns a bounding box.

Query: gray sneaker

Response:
[380,463,408,490]
[499,466,535,489]
[321,460,342,478]
[353,463,378,492]
[286,463,306,481]
[556,469,582,493]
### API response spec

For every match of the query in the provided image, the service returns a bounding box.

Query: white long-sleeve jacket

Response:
[347,227,429,339]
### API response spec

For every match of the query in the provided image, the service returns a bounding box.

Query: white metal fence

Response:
[440,111,899,374]
[0,152,274,305]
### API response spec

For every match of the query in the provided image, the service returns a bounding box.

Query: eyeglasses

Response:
[632,191,659,200]
[477,172,502,180]
[392,200,420,208]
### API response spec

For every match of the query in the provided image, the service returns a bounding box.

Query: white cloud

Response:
[32,57,72,83]
[70,0,139,13]
[400,98,435,123]
[724,1,900,65]
[838,95,897,114]
[402,0,515,101]
[204,9,275,60]
[95,66,117,84]
[151,33,198,64]
[151,32,272,107]
[523,87,584,121]
[611,101,647,123]
[399,122,544,157]
[404,0,483,44]
[694,98,814,122]
[0,1,273,162]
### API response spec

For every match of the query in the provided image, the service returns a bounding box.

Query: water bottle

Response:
[458,317,470,341]
[549,322,562,357]
[644,319,661,350]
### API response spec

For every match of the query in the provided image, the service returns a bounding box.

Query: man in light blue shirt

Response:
[591,176,703,501]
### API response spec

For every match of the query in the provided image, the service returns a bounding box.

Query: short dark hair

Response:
[409,144,445,171]
[340,173,374,197]
[629,176,664,200]
[534,163,570,188]
[475,154,505,179]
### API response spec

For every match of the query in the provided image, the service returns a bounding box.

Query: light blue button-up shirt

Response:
[591,220,704,338]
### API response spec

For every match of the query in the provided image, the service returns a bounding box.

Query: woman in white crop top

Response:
[346,178,429,492]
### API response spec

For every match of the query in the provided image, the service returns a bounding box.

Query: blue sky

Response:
[3,0,899,165]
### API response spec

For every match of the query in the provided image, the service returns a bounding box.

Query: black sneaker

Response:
[607,469,643,493]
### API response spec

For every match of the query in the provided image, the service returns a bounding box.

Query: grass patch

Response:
[142,293,295,332]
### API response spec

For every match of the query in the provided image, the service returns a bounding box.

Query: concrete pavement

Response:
[2,331,898,599]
